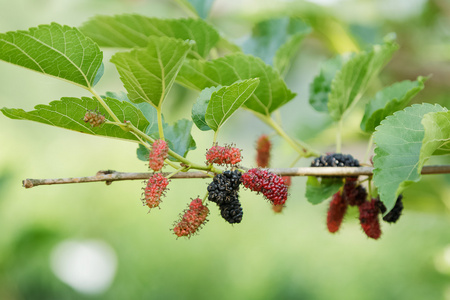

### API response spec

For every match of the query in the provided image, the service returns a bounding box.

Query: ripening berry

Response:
[359,199,381,239]
[173,198,209,238]
[327,191,348,233]
[241,168,288,205]
[142,173,169,209]
[206,144,242,166]
[271,176,291,213]
[83,109,105,127]
[256,134,271,168]
[342,177,367,207]
[148,139,169,171]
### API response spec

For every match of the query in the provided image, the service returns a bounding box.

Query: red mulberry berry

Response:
[359,199,381,240]
[241,168,288,205]
[256,134,271,168]
[271,176,292,213]
[206,144,242,166]
[327,191,348,233]
[148,139,169,171]
[142,173,169,209]
[173,198,209,238]
[83,109,105,127]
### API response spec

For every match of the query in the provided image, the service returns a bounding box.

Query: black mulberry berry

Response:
[377,195,403,223]
[310,153,360,167]
[220,200,243,224]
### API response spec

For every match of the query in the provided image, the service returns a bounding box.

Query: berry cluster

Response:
[83,109,106,127]
[142,173,169,209]
[311,153,360,167]
[313,153,403,239]
[148,139,169,171]
[256,134,271,168]
[241,168,288,206]
[207,170,243,224]
[325,179,404,239]
[206,144,242,166]
[173,198,209,238]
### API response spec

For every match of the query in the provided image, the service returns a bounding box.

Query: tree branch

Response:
[21,165,450,188]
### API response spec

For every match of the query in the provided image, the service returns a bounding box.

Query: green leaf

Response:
[80,14,219,58]
[305,176,343,205]
[360,77,427,133]
[373,103,447,212]
[1,97,149,142]
[177,54,296,115]
[164,119,197,160]
[205,79,259,131]
[178,0,215,19]
[309,55,347,112]
[191,86,221,131]
[328,41,398,121]
[137,119,196,162]
[110,36,192,108]
[242,17,311,75]
[274,31,309,76]
[0,23,103,89]
[104,91,159,133]
[419,110,450,167]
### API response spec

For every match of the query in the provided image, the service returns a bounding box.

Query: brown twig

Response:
[21,165,450,189]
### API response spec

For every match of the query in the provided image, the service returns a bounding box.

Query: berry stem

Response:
[156,107,165,140]
[289,153,303,168]
[202,191,209,204]
[213,130,219,143]
[363,135,374,164]
[336,119,343,153]
[89,88,123,125]
[258,114,319,158]
[122,121,217,172]
[166,166,188,179]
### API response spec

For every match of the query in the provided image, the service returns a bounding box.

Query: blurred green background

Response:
[1,0,450,299]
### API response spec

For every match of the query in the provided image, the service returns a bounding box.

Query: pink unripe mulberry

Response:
[241,168,288,205]
[206,144,242,166]
[173,198,209,238]
[256,135,271,168]
[327,191,348,233]
[359,198,382,240]
[143,173,169,209]
[149,139,169,171]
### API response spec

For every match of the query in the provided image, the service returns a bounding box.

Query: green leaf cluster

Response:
[80,14,219,58]
[242,17,311,76]
[178,54,296,116]
[309,41,399,121]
